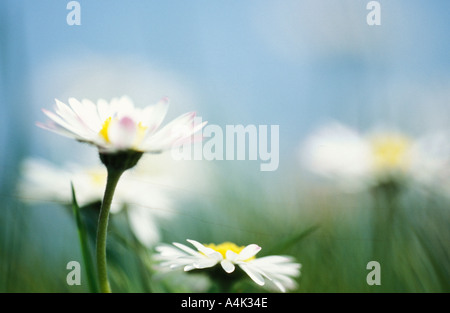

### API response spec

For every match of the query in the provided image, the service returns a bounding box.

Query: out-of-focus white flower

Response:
[301,123,372,190]
[154,239,301,292]
[409,131,450,191]
[300,122,449,190]
[37,96,206,153]
[18,156,174,247]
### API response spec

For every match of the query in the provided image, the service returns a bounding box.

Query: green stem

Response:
[371,181,401,291]
[96,168,124,293]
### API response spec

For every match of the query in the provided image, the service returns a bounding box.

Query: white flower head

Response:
[409,131,450,191]
[18,157,174,247]
[299,122,439,190]
[37,96,207,153]
[154,239,301,292]
[301,122,372,186]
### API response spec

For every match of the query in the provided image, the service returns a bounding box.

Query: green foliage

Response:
[1,166,449,293]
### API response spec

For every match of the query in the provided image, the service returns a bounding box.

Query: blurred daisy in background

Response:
[154,239,301,292]
[300,122,450,192]
[17,153,191,247]
[409,131,450,193]
[300,123,372,191]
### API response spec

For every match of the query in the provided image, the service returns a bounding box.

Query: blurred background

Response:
[0,0,449,292]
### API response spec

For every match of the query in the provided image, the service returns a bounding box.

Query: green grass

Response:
[1,163,449,293]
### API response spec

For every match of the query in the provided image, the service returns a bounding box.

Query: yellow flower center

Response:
[370,134,411,172]
[204,242,255,260]
[87,169,107,186]
[135,122,148,145]
[99,117,112,143]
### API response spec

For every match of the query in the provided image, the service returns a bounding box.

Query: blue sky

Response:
[1,0,450,177]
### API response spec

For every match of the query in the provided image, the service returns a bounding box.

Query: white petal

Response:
[220,259,235,273]
[107,116,138,149]
[141,112,196,150]
[115,96,136,118]
[172,242,202,257]
[251,256,301,276]
[225,250,239,262]
[36,121,84,140]
[238,263,265,286]
[97,98,112,121]
[155,245,185,257]
[193,258,219,269]
[41,109,91,139]
[272,280,287,293]
[67,98,100,132]
[78,98,103,131]
[243,256,301,292]
[184,265,196,271]
[237,244,261,261]
[186,239,223,260]
[142,97,169,133]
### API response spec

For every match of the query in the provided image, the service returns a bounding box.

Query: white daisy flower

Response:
[300,122,446,190]
[409,131,450,192]
[154,239,301,292]
[301,123,372,190]
[36,95,207,293]
[37,96,206,153]
[18,157,173,247]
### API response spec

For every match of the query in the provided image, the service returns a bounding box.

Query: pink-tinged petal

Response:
[238,244,261,261]
[42,109,90,139]
[107,116,138,149]
[119,116,135,130]
[53,99,96,137]
[141,113,206,152]
[170,120,208,148]
[55,99,87,127]
[156,112,196,135]
[191,120,208,135]
[36,121,83,139]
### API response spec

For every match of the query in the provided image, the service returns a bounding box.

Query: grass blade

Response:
[71,183,99,293]
[266,224,320,255]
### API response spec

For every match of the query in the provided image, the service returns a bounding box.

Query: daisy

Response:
[300,123,372,190]
[18,157,173,246]
[38,96,206,154]
[154,239,301,292]
[409,131,450,192]
[37,95,206,293]
[300,122,443,190]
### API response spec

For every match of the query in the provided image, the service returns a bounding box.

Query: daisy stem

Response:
[96,167,124,293]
